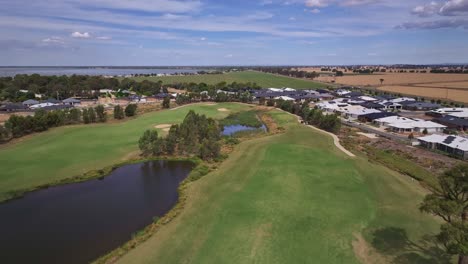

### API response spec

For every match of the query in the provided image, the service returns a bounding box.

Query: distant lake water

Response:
[0,67,201,77]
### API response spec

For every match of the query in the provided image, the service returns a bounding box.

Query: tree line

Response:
[0,104,138,143]
[269,99,341,134]
[0,74,163,102]
[139,110,221,161]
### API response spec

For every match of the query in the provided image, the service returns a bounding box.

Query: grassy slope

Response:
[129,71,327,89]
[117,110,443,264]
[0,103,252,200]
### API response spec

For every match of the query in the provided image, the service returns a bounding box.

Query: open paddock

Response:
[377,85,468,103]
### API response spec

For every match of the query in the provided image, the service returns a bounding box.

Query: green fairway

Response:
[116,110,444,264]
[129,71,327,89]
[0,103,252,201]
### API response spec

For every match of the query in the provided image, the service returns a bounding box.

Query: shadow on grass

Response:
[371,227,452,264]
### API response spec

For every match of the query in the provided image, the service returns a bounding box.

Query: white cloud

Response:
[310,8,321,13]
[200,37,207,41]
[42,36,65,44]
[246,11,274,20]
[71,32,91,38]
[96,36,112,40]
[305,0,330,7]
[411,2,441,17]
[289,16,296,20]
[76,0,202,13]
[440,0,468,16]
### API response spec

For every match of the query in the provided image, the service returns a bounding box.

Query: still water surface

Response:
[0,160,193,264]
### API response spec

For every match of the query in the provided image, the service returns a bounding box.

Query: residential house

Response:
[435,116,468,131]
[404,102,441,111]
[418,134,468,160]
[22,99,39,107]
[62,98,81,106]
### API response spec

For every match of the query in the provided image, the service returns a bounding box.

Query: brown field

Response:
[316,73,468,86]
[377,85,468,104]
[414,81,468,89]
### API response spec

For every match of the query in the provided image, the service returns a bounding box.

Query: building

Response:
[22,99,39,107]
[427,108,468,118]
[403,102,441,111]
[62,98,81,106]
[0,103,28,112]
[373,116,446,133]
[435,116,468,131]
[358,112,397,123]
[418,134,468,160]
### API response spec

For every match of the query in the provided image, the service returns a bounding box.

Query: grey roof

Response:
[62,98,81,103]
[22,99,39,105]
[405,102,441,108]
[1,103,28,110]
[435,116,468,127]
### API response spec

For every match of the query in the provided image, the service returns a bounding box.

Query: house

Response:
[418,134,468,160]
[344,91,363,98]
[379,101,402,110]
[344,108,381,120]
[62,98,81,106]
[435,116,468,131]
[275,96,295,101]
[360,102,385,110]
[0,103,28,112]
[404,102,441,111]
[388,121,446,134]
[358,96,378,102]
[390,97,416,103]
[45,98,61,104]
[30,102,58,109]
[358,112,397,123]
[22,99,39,107]
[427,108,468,118]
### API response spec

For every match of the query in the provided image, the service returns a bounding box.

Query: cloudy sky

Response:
[1,0,468,66]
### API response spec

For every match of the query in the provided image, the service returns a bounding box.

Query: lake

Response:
[0,160,194,264]
[222,124,267,136]
[0,67,201,77]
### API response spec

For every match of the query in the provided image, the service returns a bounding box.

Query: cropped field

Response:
[117,110,443,264]
[129,71,327,89]
[316,73,468,87]
[377,85,468,103]
[0,103,252,201]
[415,81,468,89]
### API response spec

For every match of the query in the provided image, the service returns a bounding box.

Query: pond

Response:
[0,160,194,264]
[222,124,267,136]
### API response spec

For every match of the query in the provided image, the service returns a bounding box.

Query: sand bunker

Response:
[217,108,229,112]
[154,124,172,129]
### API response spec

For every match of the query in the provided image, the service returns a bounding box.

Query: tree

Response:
[408,133,414,139]
[162,97,170,109]
[95,105,107,122]
[0,124,10,142]
[420,165,468,264]
[380,78,384,85]
[113,105,125,120]
[138,129,159,155]
[88,107,97,123]
[124,104,138,117]
[82,108,90,124]
[259,97,266,106]
[164,124,179,155]
[68,108,81,123]
[423,128,428,135]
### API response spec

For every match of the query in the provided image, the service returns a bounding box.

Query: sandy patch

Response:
[352,234,389,264]
[357,132,378,139]
[162,128,170,132]
[154,124,172,129]
[217,108,229,112]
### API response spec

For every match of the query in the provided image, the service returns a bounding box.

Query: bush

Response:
[95,105,107,122]
[113,105,125,120]
[162,97,170,109]
[125,104,138,117]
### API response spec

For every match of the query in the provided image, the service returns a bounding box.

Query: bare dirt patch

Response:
[357,132,378,139]
[353,233,389,264]
[154,124,172,129]
[217,108,229,112]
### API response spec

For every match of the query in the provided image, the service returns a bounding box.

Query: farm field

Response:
[414,81,468,89]
[128,71,327,89]
[0,103,251,201]
[316,73,468,86]
[377,85,468,103]
[117,110,444,264]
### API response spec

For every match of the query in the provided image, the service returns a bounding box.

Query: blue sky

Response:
[1,0,467,66]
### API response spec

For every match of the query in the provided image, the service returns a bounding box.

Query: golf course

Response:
[128,71,328,89]
[0,103,446,263]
